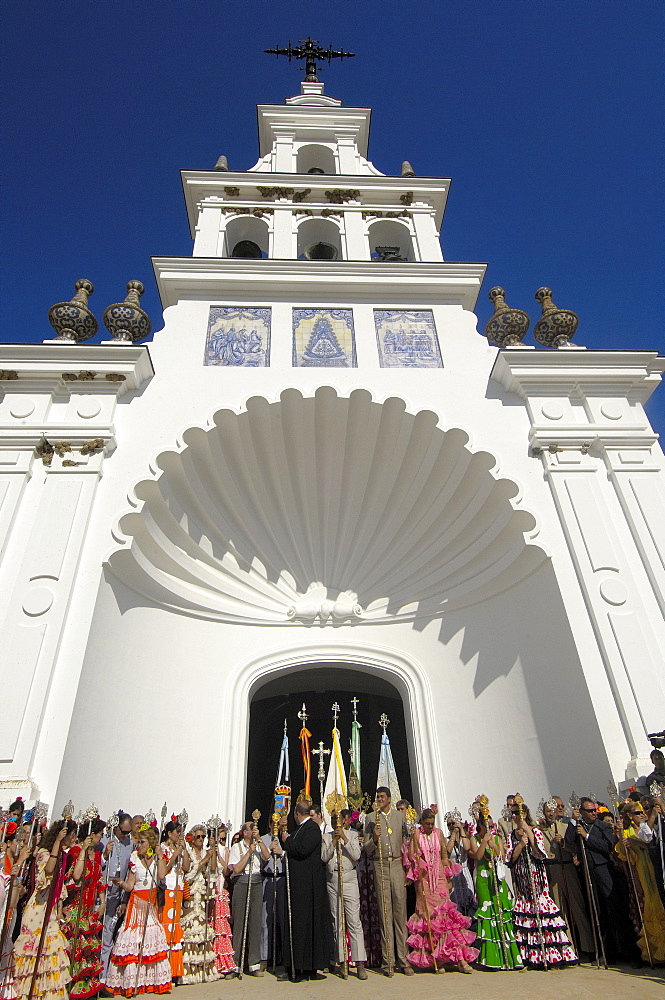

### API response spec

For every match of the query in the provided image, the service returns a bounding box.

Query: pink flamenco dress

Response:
[403,828,479,971]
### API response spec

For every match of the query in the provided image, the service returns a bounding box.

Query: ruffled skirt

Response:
[105,892,171,996]
[512,890,577,966]
[407,897,478,968]
[13,898,70,1000]
[159,890,183,979]
[180,890,218,984]
[212,884,235,974]
[62,900,103,999]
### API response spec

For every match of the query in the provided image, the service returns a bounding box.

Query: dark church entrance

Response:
[245,664,413,822]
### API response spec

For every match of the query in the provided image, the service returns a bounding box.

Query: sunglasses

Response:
[582,808,597,813]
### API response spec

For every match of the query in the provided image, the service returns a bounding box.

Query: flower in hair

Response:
[428,803,439,815]
[150,819,157,828]
[171,814,178,822]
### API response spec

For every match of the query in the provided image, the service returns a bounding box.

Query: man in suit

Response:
[363,787,414,977]
[322,809,367,979]
[564,795,639,964]
[272,801,332,982]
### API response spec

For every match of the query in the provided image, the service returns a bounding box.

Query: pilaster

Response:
[0,346,153,803]
[492,348,665,779]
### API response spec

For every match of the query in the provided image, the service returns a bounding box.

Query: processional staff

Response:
[28,802,74,1000]
[569,792,607,969]
[238,808,261,980]
[298,703,313,801]
[313,741,330,810]
[371,796,393,976]
[650,779,665,885]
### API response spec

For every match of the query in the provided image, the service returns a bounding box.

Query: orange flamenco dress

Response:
[157,846,183,980]
[105,853,171,997]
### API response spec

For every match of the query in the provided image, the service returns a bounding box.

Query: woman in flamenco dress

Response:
[61,819,107,999]
[158,822,190,983]
[469,804,523,970]
[505,799,577,967]
[105,826,171,997]
[403,809,478,974]
[211,826,235,978]
[13,820,77,1000]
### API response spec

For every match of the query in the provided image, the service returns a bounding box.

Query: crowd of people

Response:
[1,756,664,994]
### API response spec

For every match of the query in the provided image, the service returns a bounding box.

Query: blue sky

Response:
[2,0,663,432]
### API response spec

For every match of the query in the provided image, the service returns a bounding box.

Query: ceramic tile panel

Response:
[292,308,356,368]
[204,306,271,367]
[374,309,442,368]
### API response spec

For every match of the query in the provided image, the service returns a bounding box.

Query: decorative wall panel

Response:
[374,309,442,368]
[204,306,271,367]
[292,309,356,368]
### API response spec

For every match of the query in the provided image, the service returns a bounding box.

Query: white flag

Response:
[323,728,348,824]
[377,729,401,802]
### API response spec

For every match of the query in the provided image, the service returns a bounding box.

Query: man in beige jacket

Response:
[363,787,414,976]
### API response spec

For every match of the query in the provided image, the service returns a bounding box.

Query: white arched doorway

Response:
[220,642,445,824]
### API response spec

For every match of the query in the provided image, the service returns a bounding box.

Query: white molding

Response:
[152,257,486,311]
[220,641,446,820]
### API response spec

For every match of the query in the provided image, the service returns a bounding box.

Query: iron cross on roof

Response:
[264,37,355,82]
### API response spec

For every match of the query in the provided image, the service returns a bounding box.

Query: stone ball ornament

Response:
[484,287,530,347]
[103,281,152,343]
[533,287,579,348]
[48,279,98,342]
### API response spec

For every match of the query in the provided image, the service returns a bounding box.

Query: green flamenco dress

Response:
[473,839,523,970]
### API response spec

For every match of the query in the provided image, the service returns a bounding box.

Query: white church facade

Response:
[1,73,664,824]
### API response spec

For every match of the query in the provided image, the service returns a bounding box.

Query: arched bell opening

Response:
[245,663,414,820]
[297,217,343,261]
[296,143,336,175]
[368,219,415,262]
[223,214,270,258]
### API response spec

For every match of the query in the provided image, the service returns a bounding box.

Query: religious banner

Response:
[376,714,401,801]
[204,306,271,367]
[292,308,356,367]
[298,704,312,801]
[323,712,349,824]
[273,719,291,814]
[374,309,442,368]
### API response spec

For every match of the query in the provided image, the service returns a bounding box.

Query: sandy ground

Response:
[172,963,665,1000]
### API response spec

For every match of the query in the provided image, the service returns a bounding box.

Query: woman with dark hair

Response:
[13,820,77,1000]
[158,822,190,982]
[403,809,477,974]
[469,807,523,970]
[62,819,107,999]
[506,800,576,967]
[614,800,665,963]
[105,825,171,996]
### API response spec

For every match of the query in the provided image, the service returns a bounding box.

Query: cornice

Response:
[152,257,486,311]
[0,344,154,395]
[256,103,372,158]
[491,348,665,404]
[180,170,450,236]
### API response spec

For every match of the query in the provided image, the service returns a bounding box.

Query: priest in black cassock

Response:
[272,800,332,982]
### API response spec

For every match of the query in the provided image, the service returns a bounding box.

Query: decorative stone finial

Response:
[48,279,98,342]
[401,160,415,177]
[533,287,579,348]
[103,281,152,343]
[214,155,229,171]
[484,287,530,347]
